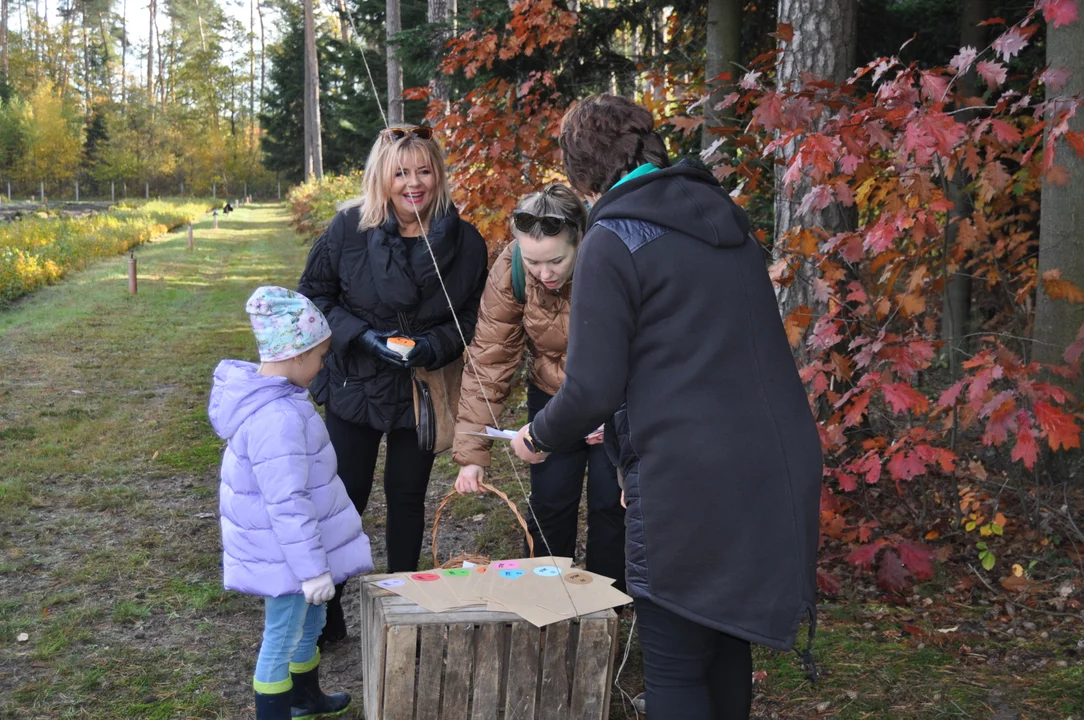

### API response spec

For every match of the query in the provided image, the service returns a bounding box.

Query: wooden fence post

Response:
[187,223,194,251]
[111,181,115,203]
[128,253,138,295]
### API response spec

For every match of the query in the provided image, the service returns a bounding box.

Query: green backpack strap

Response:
[511,241,527,304]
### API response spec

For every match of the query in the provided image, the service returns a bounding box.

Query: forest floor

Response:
[0,204,1080,719]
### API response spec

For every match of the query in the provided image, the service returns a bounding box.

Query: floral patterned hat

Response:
[245,286,332,362]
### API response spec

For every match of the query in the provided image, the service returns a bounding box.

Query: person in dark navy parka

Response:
[511,95,824,720]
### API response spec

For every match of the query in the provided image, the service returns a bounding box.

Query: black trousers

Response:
[320,410,435,643]
[525,385,626,591]
[324,410,435,572]
[634,597,753,719]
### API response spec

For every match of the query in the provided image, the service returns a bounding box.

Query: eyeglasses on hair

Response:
[380,126,434,143]
[512,211,570,236]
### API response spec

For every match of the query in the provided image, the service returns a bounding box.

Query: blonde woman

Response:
[452,184,626,591]
[298,125,488,645]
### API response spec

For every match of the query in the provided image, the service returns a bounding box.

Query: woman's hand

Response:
[359,329,408,368]
[405,336,436,368]
[456,464,487,494]
[512,424,550,464]
[585,425,605,445]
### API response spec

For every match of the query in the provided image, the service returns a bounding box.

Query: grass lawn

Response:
[0,204,1079,719]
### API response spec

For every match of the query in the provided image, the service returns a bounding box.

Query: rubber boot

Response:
[316,582,347,649]
[254,688,292,720]
[290,653,351,720]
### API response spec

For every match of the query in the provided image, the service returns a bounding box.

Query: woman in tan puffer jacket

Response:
[453,184,626,590]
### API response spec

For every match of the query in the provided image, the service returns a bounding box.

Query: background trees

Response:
[0,0,275,199]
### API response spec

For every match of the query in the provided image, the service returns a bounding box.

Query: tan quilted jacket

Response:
[453,242,571,467]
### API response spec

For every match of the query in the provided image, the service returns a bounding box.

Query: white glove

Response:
[301,572,335,605]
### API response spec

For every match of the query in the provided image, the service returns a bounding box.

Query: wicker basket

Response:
[430,483,534,568]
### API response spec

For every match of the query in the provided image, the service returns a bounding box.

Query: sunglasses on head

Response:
[512,211,570,236]
[380,126,434,143]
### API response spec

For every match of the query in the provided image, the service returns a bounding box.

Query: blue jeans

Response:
[253,594,327,693]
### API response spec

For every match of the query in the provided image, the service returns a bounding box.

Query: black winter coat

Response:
[531,162,823,651]
[298,204,488,432]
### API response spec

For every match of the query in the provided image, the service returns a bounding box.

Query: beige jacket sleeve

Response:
[452,245,527,467]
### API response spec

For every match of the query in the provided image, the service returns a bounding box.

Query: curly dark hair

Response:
[558,94,671,197]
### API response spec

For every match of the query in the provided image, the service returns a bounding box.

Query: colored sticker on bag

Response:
[564,571,592,585]
[411,573,441,582]
[443,569,471,577]
[533,566,563,577]
[499,569,525,579]
[376,578,405,588]
[493,560,520,570]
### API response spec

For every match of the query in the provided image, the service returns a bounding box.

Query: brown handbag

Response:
[401,312,464,454]
[412,356,464,454]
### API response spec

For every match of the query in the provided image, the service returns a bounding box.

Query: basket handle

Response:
[432,483,535,567]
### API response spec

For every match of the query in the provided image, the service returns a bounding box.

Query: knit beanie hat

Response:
[245,286,332,362]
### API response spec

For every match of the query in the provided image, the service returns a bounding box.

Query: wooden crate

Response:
[359,577,619,720]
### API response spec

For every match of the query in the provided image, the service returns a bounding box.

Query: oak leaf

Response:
[877,550,910,593]
[1040,0,1080,27]
[898,542,934,581]
[1041,270,1084,303]
[883,383,931,415]
[1034,401,1082,451]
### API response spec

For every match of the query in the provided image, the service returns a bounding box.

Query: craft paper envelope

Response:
[475,556,575,605]
[485,567,630,627]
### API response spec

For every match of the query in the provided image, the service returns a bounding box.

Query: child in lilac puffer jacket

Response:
[209,286,373,720]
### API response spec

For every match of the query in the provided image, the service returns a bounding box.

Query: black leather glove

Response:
[405,336,437,369]
[358,329,408,368]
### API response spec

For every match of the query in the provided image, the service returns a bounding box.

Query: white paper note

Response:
[460,426,518,440]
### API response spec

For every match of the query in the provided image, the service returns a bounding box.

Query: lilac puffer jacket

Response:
[209,360,373,597]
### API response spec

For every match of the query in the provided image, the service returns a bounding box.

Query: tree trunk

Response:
[1034,13,1084,392]
[147,0,154,99]
[2,0,8,78]
[121,0,126,104]
[428,0,452,109]
[59,12,74,97]
[703,0,741,151]
[257,0,265,117]
[250,0,255,127]
[82,3,91,109]
[386,0,403,124]
[337,0,350,44]
[168,32,178,108]
[773,0,857,335]
[302,0,323,180]
[154,10,164,107]
[941,0,986,372]
[98,12,113,102]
